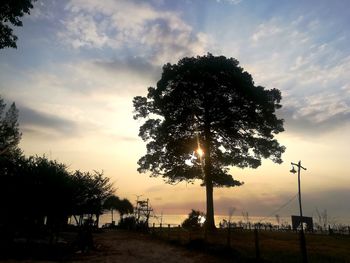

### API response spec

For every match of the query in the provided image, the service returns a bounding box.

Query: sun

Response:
[196,147,204,157]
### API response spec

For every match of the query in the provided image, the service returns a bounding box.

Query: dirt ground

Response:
[70,230,234,263]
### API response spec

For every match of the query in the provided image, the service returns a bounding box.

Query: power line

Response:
[257,193,298,223]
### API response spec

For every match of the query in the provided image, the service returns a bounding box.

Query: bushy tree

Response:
[118,198,134,216]
[103,196,134,224]
[182,209,205,229]
[71,170,114,226]
[103,195,120,224]
[0,0,36,49]
[133,54,285,229]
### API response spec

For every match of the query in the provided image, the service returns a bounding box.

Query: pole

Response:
[297,161,303,220]
[292,160,308,263]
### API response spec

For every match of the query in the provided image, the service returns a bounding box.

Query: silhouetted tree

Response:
[133,54,285,229]
[0,0,36,49]
[103,196,133,224]
[71,170,113,226]
[0,154,74,245]
[118,198,134,217]
[24,156,72,230]
[182,209,205,229]
[103,195,120,223]
[0,96,21,156]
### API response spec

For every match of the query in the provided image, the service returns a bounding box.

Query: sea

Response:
[98,213,294,228]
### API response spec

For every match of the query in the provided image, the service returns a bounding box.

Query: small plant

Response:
[181,209,206,229]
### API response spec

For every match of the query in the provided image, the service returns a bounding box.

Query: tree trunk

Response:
[205,177,215,230]
[96,214,100,228]
[204,117,216,230]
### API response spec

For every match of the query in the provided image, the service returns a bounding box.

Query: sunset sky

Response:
[1,0,349,223]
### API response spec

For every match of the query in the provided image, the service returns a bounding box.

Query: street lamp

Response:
[290,160,307,263]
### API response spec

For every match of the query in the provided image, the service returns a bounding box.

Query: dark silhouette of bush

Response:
[118,216,136,230]
[182,210,206,229]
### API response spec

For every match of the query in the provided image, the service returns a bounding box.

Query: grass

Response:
[151,227,350,263]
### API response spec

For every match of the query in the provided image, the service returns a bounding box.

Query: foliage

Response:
[103,195,121,211]
[103,195,133,222]
[0,96,21,156]
[0,154,114,232]
[71,170,114,219]
[182,209,206,229]
[118,198,134,216]
[133,54,285,228]
[0,0,36,49]
[118,216,136,230]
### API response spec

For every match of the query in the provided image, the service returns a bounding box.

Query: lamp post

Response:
[290,160,307,263]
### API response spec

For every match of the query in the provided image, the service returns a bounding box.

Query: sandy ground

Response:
[70,230,233,263]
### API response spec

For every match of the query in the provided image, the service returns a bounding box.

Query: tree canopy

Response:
[133,54,285,229]
[0,0,36,49]
[103,195,134,224]
[0,154,114,229]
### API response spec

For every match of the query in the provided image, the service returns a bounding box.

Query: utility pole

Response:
[290,160,308,263]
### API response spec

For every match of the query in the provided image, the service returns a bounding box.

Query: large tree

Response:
[133,54,285,229]
[0,0,36,49]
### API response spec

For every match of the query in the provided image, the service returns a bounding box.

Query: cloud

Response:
[252,23,282,42]
[18,106,79,137]
[221,16,350,136]
[216,0,243,4]
[28,0,57,21]
[59,0,208,63]
[94,56,161,82]
[60,59,158,96]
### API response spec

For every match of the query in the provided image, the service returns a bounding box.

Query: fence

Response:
[147,222,350,262]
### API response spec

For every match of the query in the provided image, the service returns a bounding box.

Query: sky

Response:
[1,0,349,224]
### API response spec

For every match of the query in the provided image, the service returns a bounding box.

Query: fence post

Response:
[328,225,333,235]
[227,223,231,247]
[168,224,170,239]
[254,228,261,261]
[152,223,155,235]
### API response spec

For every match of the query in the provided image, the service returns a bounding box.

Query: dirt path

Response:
[71,230,233,263]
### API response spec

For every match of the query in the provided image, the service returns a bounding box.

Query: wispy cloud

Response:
[219,15,350,136]
[58,0,208,63]
[19,106,79,137]
[93,56,161,82]
[216,0,243,5]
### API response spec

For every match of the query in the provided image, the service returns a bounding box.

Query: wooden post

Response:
[168,224,170,239]
[227,223,231,247]
[300,229,308,263]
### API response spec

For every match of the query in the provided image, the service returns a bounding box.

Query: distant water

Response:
[98,213,293,228]
[98,212,350,228]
